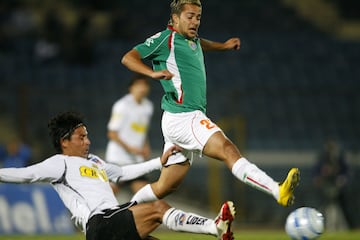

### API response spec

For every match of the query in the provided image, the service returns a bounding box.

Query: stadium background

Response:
[0,0,359,233]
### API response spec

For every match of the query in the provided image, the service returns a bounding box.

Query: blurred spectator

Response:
[1,1,36,54]
[64,8,95,66]
[0,136,31,168]
[313,138,352,231]
[110,8,135,40]
[34,8,63,63]
[8,2,35,37]
[0,1,13,52]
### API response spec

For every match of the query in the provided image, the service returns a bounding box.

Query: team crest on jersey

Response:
[89,156,101,164]
[79,164,108,182]
[188,40,197,50]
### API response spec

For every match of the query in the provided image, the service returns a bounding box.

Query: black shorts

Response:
[86,202,141,240]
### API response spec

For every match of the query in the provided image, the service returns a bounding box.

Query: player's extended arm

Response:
[121,49,174,80]
[108,157,162,182]
[200,37,241,51]
[0,167,38,183]
[0,157,64,183]
[107,145,181,182]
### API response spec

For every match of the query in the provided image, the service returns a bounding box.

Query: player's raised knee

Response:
[152,200,171,215]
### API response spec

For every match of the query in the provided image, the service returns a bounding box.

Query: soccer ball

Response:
[285,207,324,240]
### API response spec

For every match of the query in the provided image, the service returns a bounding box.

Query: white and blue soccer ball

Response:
[285,207,324,240]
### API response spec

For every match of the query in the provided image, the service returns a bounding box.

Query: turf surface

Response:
[1,229,360,239]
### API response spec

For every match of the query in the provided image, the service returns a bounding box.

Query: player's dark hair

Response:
[128,74,150,88]
[48,111,85,153]
[169,0,202,26]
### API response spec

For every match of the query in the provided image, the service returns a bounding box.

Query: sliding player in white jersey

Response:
[0,112,236,240]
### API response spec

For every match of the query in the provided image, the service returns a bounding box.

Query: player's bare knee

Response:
[151,200,171,221]
[223,139,241,159]
[155,185,178,199]
[152,181,180,198]
[153,200,170,212]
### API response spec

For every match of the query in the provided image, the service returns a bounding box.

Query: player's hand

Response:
[224,38,240,50]
[126,146,143,155]
[160,145,182,165]
[140,144,151,159]
[151,70,174,80]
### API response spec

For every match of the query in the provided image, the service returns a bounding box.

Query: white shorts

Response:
[161,110,221,166]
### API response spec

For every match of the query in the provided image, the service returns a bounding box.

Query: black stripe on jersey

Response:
[102,201,137,219]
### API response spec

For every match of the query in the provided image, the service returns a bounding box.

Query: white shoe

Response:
[215,201,236,240]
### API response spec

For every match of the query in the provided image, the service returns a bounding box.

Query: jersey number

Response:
[200,119,216,129]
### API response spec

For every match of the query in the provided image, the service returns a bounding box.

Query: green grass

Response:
[154,230,360,240]
[1,230,360,240]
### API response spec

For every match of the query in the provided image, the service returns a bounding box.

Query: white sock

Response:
[162,208,217,236]
[130,184,158,203]
[231,157,279,200]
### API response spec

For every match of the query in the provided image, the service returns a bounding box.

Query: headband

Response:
[61,123,84,139]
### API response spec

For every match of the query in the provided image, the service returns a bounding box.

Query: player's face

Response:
[130,79,150,102]
[173,4,201,39]
[62,126,91,158]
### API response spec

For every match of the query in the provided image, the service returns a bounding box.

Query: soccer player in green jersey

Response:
[122,0,300,209]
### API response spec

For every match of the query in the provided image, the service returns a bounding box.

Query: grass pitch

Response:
[1,229,360,240]
[158,229,360,240]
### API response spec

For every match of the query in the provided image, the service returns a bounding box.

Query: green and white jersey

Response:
[135,26,207,113]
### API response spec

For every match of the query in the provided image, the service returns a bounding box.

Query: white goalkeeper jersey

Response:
[0,154,161,232]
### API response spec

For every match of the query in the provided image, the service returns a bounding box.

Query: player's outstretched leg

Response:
[215,201,236,240]
[278,168,300,206]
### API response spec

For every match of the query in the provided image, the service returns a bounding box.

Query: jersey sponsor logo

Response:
[186,215,208,225]
[145,32,161,46]
[131,122,148,133]
[188,40,197,50]
[79,165,108,182]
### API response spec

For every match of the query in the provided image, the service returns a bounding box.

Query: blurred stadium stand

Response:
[0,0,359,229]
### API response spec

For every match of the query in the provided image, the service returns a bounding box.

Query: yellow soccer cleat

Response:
[278,168,300,207]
